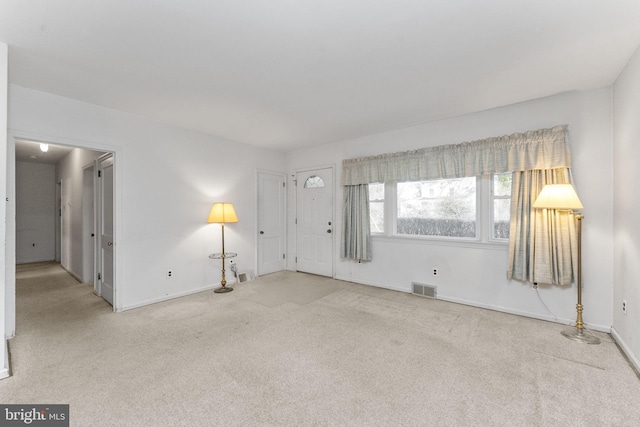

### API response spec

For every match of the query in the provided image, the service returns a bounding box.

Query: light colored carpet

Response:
[2,262,640,426]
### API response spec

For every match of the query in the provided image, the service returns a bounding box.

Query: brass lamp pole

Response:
[533,184,600,344]
[207,202,239,293]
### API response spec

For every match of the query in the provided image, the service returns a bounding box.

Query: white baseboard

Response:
[119,284,221,312]
[16,257,55,265]
[335,275,407,293]
[334,275,611,333]
[611,327,640,374]
[438,295,611,333]
[61,265,83,283]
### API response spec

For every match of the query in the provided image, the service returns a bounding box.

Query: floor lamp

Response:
[207,202,238,293]
[533,184,600,344]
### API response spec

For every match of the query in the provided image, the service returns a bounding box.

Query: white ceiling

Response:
[2,1,640,152]
[14,139,73,164]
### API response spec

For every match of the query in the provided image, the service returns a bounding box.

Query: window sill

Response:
[370,234,508,251]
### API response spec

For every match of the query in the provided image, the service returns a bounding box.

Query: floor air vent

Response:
[412,282,437,298]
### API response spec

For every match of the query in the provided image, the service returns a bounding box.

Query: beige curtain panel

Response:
[508,168,579,285]
[341,125,571,185]
[341,184,373,261]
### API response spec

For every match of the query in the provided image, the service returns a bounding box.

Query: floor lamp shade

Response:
[207,202,239,224]
[532,184,583,210]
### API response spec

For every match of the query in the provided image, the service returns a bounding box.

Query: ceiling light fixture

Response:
[39,143,49,153]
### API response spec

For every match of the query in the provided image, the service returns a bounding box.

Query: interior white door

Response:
[258,171,286,276]
[296,167,334,277]
[97,155,115,306]
[55,182,61,262]
[60,179,71,269]
[82,165,95,284]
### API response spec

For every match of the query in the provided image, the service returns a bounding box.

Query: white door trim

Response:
[96,153,115,306]
[8,130,122,313]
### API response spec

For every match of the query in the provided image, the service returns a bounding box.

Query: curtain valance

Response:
[342,125,571,185]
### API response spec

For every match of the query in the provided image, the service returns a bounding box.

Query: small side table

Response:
[209,252,237,293]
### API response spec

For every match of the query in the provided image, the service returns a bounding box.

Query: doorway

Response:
[295,166,334,277]
[13,138,116,308]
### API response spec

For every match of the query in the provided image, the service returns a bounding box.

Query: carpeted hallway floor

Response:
[2,262,640,426]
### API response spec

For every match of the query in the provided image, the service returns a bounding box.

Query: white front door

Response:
[296,167,334,277]
[258,171,286,276]
[97,154,115,306]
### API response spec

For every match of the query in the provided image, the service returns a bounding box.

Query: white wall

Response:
[612,44,640,370]
[287,89,614,331]
[1,41,10,378]
[16,162,56,264]
[7,84,285,317]
[56,148,104,279]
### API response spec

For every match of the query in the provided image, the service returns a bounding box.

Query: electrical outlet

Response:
[622,299,627,315]
[433,268,438,276]
[166,270,173,279]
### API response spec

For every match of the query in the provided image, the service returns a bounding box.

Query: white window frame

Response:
[371,174,508,247]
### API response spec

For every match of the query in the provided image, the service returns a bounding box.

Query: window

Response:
[369,183,385,233]
[368,173,509,244]
[492,173,512,240]
[397,177,477,237]
[304,175,324,188]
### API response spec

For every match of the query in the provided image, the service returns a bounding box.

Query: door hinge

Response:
[98,170,102,178]
[283,182,285,188]
[98,272,102,280]
[282,254,285,259]
[295,218,297,224]
[295,257,297,263]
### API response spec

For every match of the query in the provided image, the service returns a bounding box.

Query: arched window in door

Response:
[304,175,325,189]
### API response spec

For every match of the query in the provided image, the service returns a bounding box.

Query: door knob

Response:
[327,229,332,233]
[107,242,113,246]
[260,231,264,234]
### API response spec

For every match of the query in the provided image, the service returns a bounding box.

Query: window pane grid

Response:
[367,175,510,243]
[369,183,385,233]
[492,173,511,240]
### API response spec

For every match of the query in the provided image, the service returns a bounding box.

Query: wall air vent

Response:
[412,282,437,298]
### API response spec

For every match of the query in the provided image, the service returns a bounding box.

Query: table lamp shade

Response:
[207,202,239,224]
[532,184,583,210]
